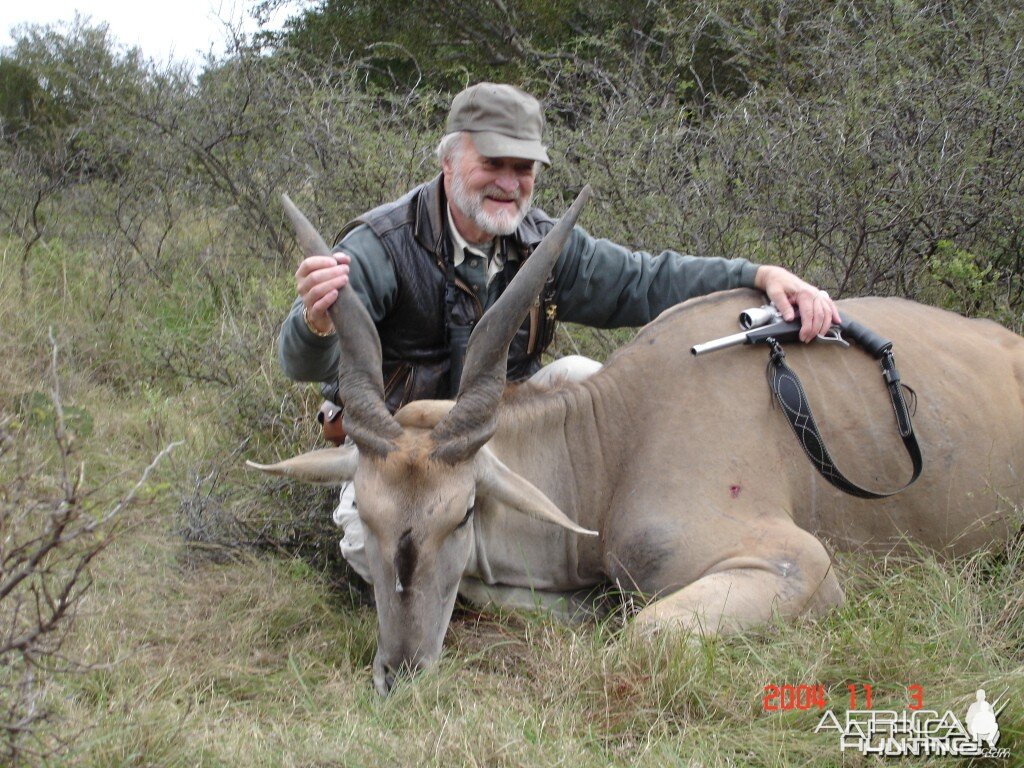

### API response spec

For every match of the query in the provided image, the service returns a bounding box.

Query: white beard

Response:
[449,171,532,237]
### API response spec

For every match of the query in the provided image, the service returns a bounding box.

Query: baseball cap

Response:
[446,82,551,166]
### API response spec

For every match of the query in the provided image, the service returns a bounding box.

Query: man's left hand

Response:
[754,265,842,343]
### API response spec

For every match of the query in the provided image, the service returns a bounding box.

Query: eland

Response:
[250,188,1024,695]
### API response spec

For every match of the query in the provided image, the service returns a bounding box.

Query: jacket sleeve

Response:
[551,225,762,328]
[277,224,398,383]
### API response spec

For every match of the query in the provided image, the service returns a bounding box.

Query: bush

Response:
[0,338,178,764]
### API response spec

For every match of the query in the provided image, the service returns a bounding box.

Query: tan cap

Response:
[446,82,551,166]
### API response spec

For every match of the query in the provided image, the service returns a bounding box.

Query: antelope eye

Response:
[456,506,474,528]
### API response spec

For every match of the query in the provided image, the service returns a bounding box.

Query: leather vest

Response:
[335,175,559,413]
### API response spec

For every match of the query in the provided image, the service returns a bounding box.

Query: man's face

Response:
[444,135,537,240]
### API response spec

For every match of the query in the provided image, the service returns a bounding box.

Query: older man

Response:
[279,82,840,581]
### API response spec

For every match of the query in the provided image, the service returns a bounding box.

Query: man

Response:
[279,82,840,582]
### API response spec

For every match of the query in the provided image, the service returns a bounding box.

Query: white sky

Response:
[0,0,292,67]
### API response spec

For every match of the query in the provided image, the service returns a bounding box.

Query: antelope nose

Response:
[374,653,430,695]
[373,660,396,696]
[373,653,395,696]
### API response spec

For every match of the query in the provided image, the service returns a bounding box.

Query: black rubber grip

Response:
[840,318,892,358]
[746,320,803,345]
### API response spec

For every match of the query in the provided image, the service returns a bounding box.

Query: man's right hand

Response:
[296,252,350,334]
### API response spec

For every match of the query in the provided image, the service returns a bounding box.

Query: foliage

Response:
[0,59,42,138]
[925,241,1000,316]
[4,4,1021,325]
[255,0,666,92]
[0,338,177,764]
[0,17,149,173]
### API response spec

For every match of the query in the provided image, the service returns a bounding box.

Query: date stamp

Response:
[762,683,926,711]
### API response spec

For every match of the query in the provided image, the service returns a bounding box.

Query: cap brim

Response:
[469,131,551,167]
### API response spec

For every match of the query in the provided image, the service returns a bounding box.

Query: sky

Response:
[0,0,293,66]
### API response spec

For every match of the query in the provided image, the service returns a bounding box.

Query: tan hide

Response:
[476,289,1022,633]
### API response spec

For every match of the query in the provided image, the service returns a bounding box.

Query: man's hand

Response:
[296,252,350,334]
[754,265,841,343]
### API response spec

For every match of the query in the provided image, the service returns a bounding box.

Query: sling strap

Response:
[765,324,923,499]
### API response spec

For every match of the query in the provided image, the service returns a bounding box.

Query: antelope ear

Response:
[246,444,359,485]
[473,447,597,537]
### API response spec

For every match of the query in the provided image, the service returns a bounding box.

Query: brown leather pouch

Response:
[317,400,347,445]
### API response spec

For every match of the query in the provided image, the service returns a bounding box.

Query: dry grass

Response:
[38,514,1023,767]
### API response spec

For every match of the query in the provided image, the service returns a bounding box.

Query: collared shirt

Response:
[446,205,504,267]
[447,204,508,308]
